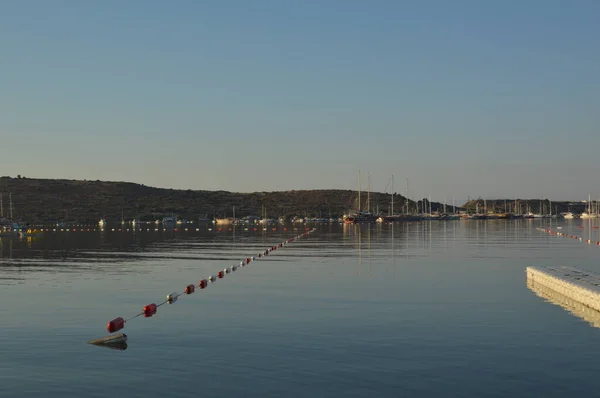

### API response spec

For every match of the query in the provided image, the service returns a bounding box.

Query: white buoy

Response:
[167,292,178,303]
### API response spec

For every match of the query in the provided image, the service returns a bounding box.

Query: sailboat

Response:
[580,194,597,219]
[1,193,23,235]
[377,175,423,222]
[343,171,378,224]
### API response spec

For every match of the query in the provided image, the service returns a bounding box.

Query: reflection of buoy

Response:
[88,333,128,350]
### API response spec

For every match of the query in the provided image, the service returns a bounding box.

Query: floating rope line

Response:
[89,228,316,348]
[536,227,600,245]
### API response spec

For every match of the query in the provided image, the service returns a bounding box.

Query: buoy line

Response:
[88,228,317,348]
[536,227,600,245]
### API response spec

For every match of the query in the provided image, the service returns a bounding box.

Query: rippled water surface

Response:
[2,220,600,397]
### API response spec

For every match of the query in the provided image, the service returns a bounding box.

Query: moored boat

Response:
[344,210,378,224]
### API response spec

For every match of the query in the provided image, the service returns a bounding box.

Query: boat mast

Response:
[429,196,432,215]
[406,178,409,214]
[0,193,3,218]
[358,170,361,211]
[9,193,13,220]
[367,172,371,213]
[391,174,394,216]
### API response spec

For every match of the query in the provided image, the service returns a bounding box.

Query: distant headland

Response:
[0,176,589,223]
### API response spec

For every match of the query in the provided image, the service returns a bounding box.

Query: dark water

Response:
[1,220,600,397]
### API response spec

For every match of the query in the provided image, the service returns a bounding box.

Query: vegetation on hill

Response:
[3,177,584,223]
[0,176,427,223]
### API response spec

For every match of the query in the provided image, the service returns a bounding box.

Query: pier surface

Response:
[526,265,600,312]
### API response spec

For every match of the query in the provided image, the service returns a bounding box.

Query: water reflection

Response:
[1,219,595,282]
[527,276,600,329]
[0,226,309,279]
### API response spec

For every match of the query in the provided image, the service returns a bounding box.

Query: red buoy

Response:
[107,317,125,333]
[246,258,251,264]
[185,284,195,294]
[218,270,225,278]
[199,279,208,288]
[143,303,157,317]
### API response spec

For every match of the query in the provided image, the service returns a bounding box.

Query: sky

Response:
[1,0,599,202]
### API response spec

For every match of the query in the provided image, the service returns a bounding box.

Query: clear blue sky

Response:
[1,0,598,201]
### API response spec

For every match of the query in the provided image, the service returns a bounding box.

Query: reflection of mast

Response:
[0,238,13,262]
[367,225,371,257]
[391,221,395,271]
[357,225,362,264]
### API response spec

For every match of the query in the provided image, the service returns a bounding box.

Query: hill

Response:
[0,176,429,223]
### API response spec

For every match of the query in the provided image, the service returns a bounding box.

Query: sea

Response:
[1,219,600,397]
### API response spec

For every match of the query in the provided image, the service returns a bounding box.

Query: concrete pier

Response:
[526,265,600,313]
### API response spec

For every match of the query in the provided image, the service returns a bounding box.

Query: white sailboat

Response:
[580,194,597,218]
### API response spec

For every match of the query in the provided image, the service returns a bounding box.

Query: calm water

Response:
[2,220,600,397]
